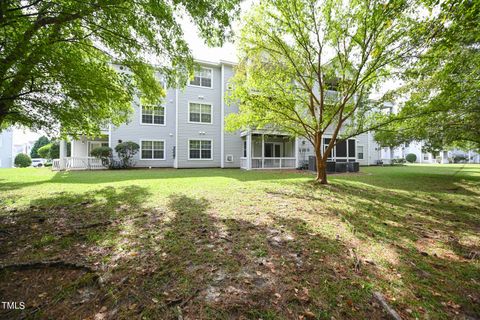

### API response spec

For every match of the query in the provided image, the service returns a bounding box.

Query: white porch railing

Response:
[242,157,296,169]
[240,157,248,169]
[52,157,106,171]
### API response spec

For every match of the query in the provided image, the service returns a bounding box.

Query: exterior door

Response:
[264,143,281,157]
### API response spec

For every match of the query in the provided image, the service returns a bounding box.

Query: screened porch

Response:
[240,131,297,170]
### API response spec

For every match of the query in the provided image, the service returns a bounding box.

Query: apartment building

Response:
[61,60,382,171]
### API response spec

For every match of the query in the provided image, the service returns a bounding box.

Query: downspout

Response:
[174,88,179,168]
[221,64,225,168]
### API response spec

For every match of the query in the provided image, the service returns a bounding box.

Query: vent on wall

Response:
[226,154,234,162]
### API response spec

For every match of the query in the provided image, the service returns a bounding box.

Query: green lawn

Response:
[0,165,479,319]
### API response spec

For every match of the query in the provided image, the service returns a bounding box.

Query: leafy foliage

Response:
[14,153,32,167]
[115,141,139,168]
[48,141,71,159]
[375,0,480,152]
[226,0,419,183]
[30,136,50,158]
[90,146,113,167]
[37,143,52,159]
[0,0,241,136]
[406,153,417,163]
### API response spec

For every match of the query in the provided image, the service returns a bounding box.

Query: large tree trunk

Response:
[314,140,328,184]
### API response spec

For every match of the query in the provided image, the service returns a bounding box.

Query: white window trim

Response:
[357,144,365,160]
[139,104,166,126]
[139,139,166,161]
[188,139,213,161]
[188,67,213,89]
[187,101,213,125]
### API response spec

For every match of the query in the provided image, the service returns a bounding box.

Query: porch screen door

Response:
[274,144,281,157]
[265,143,281,157]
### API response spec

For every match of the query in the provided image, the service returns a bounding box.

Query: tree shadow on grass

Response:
[1,180,478,319]
[0,185,151,319]
[274,179,480,318]
[0,190,389,319]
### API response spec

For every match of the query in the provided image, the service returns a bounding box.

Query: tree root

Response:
[373,291,402,320]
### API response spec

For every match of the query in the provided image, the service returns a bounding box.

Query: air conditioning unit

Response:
[226,154,234,162]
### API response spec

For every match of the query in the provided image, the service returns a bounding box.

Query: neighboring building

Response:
[61,60,378,170]
[13,140,35,158]
[0,128,14,168]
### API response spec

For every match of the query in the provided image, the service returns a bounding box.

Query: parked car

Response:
[31,158,46,167]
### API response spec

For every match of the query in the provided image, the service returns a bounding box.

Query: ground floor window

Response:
[423,154,429,160]
[357,145,364,160]
[323,138,357,161]
[141,140,165,160]
[243,140,247,158]
[189,140,212,160]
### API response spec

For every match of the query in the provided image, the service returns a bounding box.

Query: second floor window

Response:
[189,67,212,88]
[189,103,212,124]
[141,105,165,125]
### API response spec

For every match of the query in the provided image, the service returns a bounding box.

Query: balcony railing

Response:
[52,157,106,171]
[241,157,296,169]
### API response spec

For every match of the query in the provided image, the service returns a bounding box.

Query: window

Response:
[336,140,347,157]
[348,139,356,157]
[323,138,333,159]
[423,154,429,160]
[141,105,165,125]
[141,140,165,160]
[189,103,212,124]
[357,146,364,160]
[243,140,247,157]
[189,140,212,160]
[189,67,212,88]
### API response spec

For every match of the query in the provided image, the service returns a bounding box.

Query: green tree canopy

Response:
[0,0,240,136]
[226,0,419,183]
[374,0,480,152]
[30,136,50,158]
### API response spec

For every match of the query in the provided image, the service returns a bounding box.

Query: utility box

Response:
[335,162,347,173]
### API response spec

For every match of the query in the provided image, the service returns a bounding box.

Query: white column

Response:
[261,133,265,169]
[295,138,299,169]
[441,150,449,164]
[246,132,252,170]
[59,139,67,170]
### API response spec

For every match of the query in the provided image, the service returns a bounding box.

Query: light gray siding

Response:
[110,86,177,167]
[222,64,243,168]
[176,64,222,168]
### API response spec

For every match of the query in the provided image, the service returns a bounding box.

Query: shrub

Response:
[114,141,139,168]
[91,146,113,166]
[391,158,406,165]
[37,143,53,159]
[453,155,467,163]
[406,153,417,163]
[14,153,32,167]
